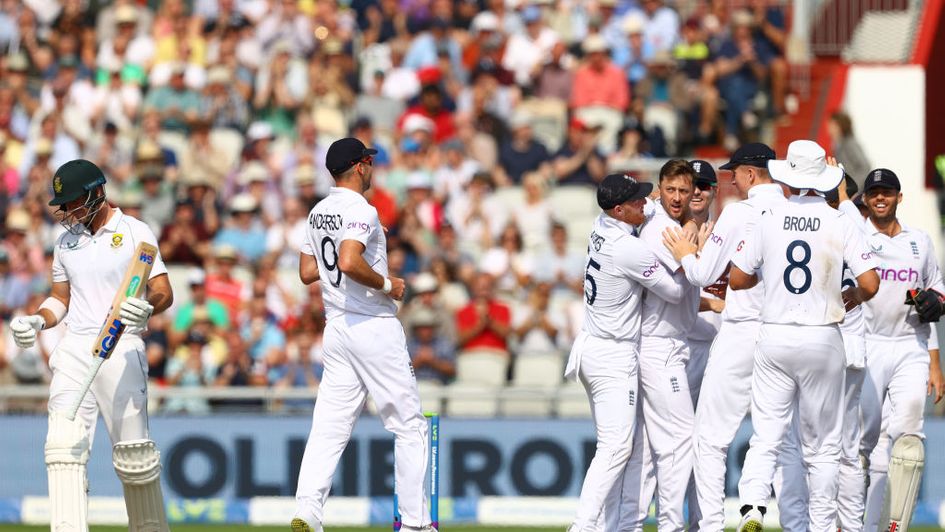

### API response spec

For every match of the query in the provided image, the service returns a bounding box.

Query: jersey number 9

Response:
[320,236,343,287]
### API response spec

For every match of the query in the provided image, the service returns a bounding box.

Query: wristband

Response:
[39,297,67,325]
[382,278,393,294]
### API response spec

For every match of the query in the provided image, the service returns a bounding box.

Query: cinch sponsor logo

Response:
[861,252,874,260]
[346,221,370,231]
[709,233,723,246]
[126,276,141,297]
[139,252,154,265]
[737,240,745,252]
[876,267,919,284]
[642,261,660,278]
[100,318,124,355]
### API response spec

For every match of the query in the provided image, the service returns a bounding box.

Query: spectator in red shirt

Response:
[398,84,457,143]
[205,245,246,320]
[158,199,211,266]
[455,272,511,355]
[570,34,630,112]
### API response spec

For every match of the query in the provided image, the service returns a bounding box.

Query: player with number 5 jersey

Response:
[565,174,685,532]
[729,141,879,531]
[293,138,434,532]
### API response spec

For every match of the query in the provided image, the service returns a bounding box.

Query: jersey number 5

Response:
[320,237,343,287]
[585,258,601,305]
[783,239,812,295]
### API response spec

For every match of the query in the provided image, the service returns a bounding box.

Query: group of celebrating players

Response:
[567,139,945,532]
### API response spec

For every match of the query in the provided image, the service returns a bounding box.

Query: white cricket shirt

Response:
[580,213,681,343]
[680,183,787,323]
[640,201,699,338]
[302,187,398,321]
[733,195,876,326]
[52,208,167,336]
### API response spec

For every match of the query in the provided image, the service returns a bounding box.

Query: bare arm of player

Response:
[299,252,320,285]
[842,269,880,310]
[728,265,758,290]
[37,281,71,329]
[146,273,174,315]
[699,297,724,313]
[929,349,944,404]
[338,240,406,300]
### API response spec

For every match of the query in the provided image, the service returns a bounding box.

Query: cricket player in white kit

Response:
[838,168,945,532]
[729,140,879,532]
[607,160,701,531]
[9,159,173,531]
[292,138,434,532]
[566,173,686,532]
[662,143,786,531]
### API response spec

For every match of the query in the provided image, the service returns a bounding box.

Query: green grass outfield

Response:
[0,525,942,532]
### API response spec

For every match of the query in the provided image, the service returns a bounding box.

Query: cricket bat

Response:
[67,242,158,420]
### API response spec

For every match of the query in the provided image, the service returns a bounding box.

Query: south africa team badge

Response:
[111,234,124,248]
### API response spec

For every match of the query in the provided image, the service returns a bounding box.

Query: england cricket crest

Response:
[111,234,124,248]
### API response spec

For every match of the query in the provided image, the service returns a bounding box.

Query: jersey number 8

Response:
[783,239,812,295]
[320,236,343,287]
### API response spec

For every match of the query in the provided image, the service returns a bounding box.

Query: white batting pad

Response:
[881,434,925,532]
[45,412,90,532]
[112,439,169,532]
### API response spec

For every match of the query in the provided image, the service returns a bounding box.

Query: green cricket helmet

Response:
[49,159,107,206]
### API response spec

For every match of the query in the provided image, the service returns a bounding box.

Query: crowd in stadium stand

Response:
[0,0,804,413]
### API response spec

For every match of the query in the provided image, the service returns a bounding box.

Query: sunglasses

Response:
[695,182,715,191]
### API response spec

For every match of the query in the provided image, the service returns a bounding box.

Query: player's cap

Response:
[862,168,901,192]
[597,173,653,210]
[410,308,438,328]
[229,193,258,213]
[689,159,717,186]
[214,244,239,261]
[188,267,207,285]
[238,162,269,185]
[294,164,317,186]
[719,142,776,170]
[767,139,843,193]
[49,159,107,206]
[412,272,439,294]
[326,137,378,176]
[582,34,609,54]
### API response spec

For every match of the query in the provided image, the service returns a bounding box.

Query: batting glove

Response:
[905,288,945,323]
[118,297,154,329]
[10,315,45,349]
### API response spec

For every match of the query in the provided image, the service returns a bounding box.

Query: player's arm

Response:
[664,206,741,287]
[621,240,685,304]
[728,266,758,290]
[10,281,70,348]
[38,281,71,329]
[728,215,763,291]
[840,216,880,308]
[928,328,944,403]
[338,240,406,300]
[145,273,173,315]
[299,252,319,285]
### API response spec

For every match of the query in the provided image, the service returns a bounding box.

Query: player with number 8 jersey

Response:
[292,138,434,532]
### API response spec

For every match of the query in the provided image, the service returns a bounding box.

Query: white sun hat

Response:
[767,140,843,193]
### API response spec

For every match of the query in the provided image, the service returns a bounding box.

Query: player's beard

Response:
[57,192,107,235]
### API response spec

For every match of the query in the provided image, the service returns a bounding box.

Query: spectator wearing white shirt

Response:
[433,138,480,205]
[96,4,156,69]
[513,281,567,355]
[537,221,585,296]
[512,171,554,255]
[639,0,680,52]
[447,171,507,259]
[381,40,421,102]
[501,5,559,88]
[255,0,313,56]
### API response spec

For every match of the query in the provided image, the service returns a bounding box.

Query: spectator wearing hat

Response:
[213,193,268,263]
[381,40,423,102]
[513,280,567,354]
[535,41,575,102]
[0,249,30,321]
[502,5,559,88]
[497,112,551,186]
[3,53,40,138]
[511,171,554,253]
[4,208,44,277]
[136,164,175,233]
[281,116,331,198]
[159,199,211,266]
[164,329,214,414]
[137,110,180,178]
[480,222,535,297]
[256,0,314,57]
[206,245,248,320]
[611,15,654,89]
[385,137,433,205]
[20,117,81,181]
[253,40,306,138]
[180,118,233,190]
[405,17,461,71]
[266,196,309,270]
[291,164,321,210]
[213,330,268,398]
[238,161,282,225]
[272,327,324,409]
[85,122,134,186]
[142,63,201,132]
[179,167,221,234]
[398,84,456,144]
[455,271,512,357]
[462,11,505,73]
[242,291,286,362]
[201,66,250,132]
[172,268,231,338]
[638,0,681,52]
[552,118,606,186]
[96,0,154,44]
[447,171,508,258]
[434,138,480,204]
[406,307,456,384]
[96,3,156,69]
[571,34,630,113]
[537,221,586,295]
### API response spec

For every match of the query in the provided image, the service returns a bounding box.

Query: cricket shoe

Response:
[737,505,765,532]
[290,517,324,532]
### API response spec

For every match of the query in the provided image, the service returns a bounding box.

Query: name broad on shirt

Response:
[783,216,821,232]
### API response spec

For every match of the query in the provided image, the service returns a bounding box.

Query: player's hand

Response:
[705,278,728,300]
[697,221,715,251]
[662,226,698,262]
[10,315,44,348]
[842,287,863,311]
[119,297,154,328]
[387,277,406,301]
[907,288,945,322]
[929,363,945,404]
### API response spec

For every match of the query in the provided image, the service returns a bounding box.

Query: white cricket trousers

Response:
[776,332,866,532]
[608,336,694,531]
[693,320,761,532]
[295,315,430,528]
[860,336,928,532]
[685,337,712,532]
[48,331,150,445]
[570,332,639,532]
[739,324,844,532]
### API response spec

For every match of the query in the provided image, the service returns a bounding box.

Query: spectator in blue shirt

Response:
[407,308,456,384]
[242,294,287,362]
[213,193,268,263]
